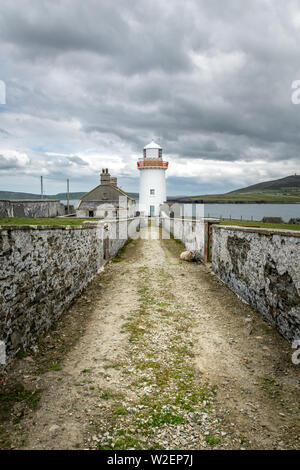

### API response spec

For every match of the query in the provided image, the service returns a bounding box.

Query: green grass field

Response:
[185,189,300,203]
[1,217,299,231]
[0,217,96,226]
[220,219,300,231]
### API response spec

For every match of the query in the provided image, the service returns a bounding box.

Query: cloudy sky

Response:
[0,0,300,196]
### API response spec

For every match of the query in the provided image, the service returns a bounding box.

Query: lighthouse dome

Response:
[144,140,162,150]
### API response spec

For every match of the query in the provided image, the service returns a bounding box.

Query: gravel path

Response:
[2,225,299,449]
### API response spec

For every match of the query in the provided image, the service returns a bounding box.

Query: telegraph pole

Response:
[40,176,43,200]
[67,178,70,215]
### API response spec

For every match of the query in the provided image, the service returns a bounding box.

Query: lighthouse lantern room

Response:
[137,140,168,216]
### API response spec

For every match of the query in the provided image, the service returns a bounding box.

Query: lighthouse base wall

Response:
[139,169,166,216]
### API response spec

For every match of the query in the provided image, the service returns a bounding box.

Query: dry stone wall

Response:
[0,219,136,363]
[160,214,206,260]
[0,200,65,218]
[160,212,219,262]
[212,225,300,342]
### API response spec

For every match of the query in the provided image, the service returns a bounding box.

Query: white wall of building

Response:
[139,168,167,216]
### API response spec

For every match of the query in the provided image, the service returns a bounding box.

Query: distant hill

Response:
[49,192,87,200]
[230,174,300,193]
[126,192,139,199]
[0,190,139,201]
[0,190,86,200]
[1,175,299,204]
[173,175,300,203]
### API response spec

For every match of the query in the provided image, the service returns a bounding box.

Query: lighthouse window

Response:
[150,189,155,195]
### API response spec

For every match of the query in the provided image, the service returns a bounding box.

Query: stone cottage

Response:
[76,169,136,218]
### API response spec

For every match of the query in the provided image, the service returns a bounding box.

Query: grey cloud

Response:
[0,154,25,170]
[68,156,88,166]
[0,128,10,136]
[0,0,300,194]
[50,155,89,167]
[0,0,193,75]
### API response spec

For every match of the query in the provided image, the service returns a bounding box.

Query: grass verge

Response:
[220,219,300,231]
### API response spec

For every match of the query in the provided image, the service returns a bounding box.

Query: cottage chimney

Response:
[100,168,111,185]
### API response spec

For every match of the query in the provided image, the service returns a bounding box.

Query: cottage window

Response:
[150,189,155,195]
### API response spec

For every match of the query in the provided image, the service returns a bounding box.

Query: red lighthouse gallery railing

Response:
[137,160,169,168]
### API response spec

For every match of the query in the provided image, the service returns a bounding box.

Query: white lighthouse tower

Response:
[137,140,168,216]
